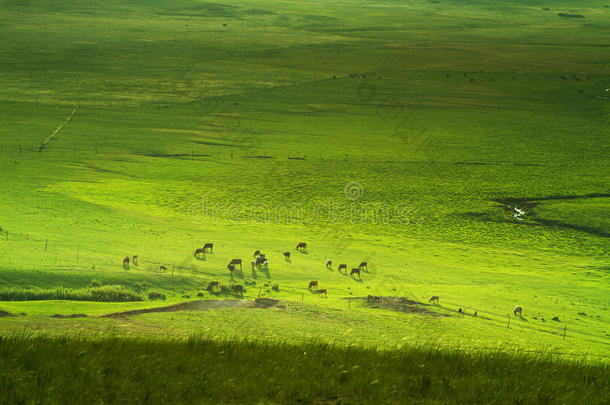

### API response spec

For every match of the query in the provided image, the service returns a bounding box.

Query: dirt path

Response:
[101,299,280,318]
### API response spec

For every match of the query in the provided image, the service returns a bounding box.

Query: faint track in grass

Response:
[39,103,80,151]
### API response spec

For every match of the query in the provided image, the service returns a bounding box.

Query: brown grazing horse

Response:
[253,250,261,257]
[255,256,266,266]
[227,263,235,273]
[429,295,440,304]
[326,259,332,268]
[123,257,130,268]
[359,261,368,270]
[233,285,244,296]
[316,289,327,297]
[350,268,361,277]
[203,243,213,253]
[132,255,139,266]
[513,305,522,317]
[308,280,319,290]
[283,251,291,260]
[194,248,206,257]
[338,264,347,272]
[228,259,242,270]
[159,265,167,272]
[296,242,307,250]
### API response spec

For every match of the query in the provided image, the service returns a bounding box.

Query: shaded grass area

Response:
[0,286,142,302]
[0,335,607,404]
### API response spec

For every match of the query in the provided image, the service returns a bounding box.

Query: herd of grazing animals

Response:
[122,242,525,316]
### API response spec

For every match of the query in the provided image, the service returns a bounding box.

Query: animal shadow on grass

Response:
[260,267,271,279]
[350,276,363,283]
[251,269,258,279]
[195,256,206,262]
[233,268,244,279]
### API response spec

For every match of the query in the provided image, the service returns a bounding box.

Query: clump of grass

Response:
[0,286,143,302]
[133,282,148,293]
[147,291,166,300]
[90,279,102,288]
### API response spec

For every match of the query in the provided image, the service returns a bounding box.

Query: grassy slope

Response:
[0,336,608,404]
[0,0,608,368]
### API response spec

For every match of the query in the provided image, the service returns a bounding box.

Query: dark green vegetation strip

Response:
[0,336,607,405]
[0,286,142,302]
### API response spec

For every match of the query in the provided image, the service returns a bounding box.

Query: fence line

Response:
[39,102,80,150]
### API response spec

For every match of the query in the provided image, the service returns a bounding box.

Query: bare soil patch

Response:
[102,299,256,318]
[362,297,449,316]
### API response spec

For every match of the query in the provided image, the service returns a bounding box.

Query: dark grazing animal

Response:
[255,256,266,266]
[296,242,307,250]
[283,251,291,260]
[253,250,261,257]
[367,295,380,303]
[514,305,523,317]
[208,281,219,291]
[326,259,332,268]
[194,248,206,257]
[227,263,235,272]
[233,285,244,296]
[338,264,347,272]
[159,265,167,272]
[132,255,139,266]
[308,280,319,290]
[359,261,368,270]
[203,243,213,253]
[473,311,478,317]
[429,295,440,304]
[228,259,242,270]
[350,268,361,277]
[123,257,130,268]
[316,289,327,297]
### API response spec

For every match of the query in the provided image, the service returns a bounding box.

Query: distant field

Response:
[0,0,609,402]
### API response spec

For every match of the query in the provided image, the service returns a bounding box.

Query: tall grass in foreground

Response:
[0,336,607,404]
[0,286,143,302]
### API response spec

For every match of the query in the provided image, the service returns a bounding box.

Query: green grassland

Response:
[1,336,608,404]
[0,0,609,402]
